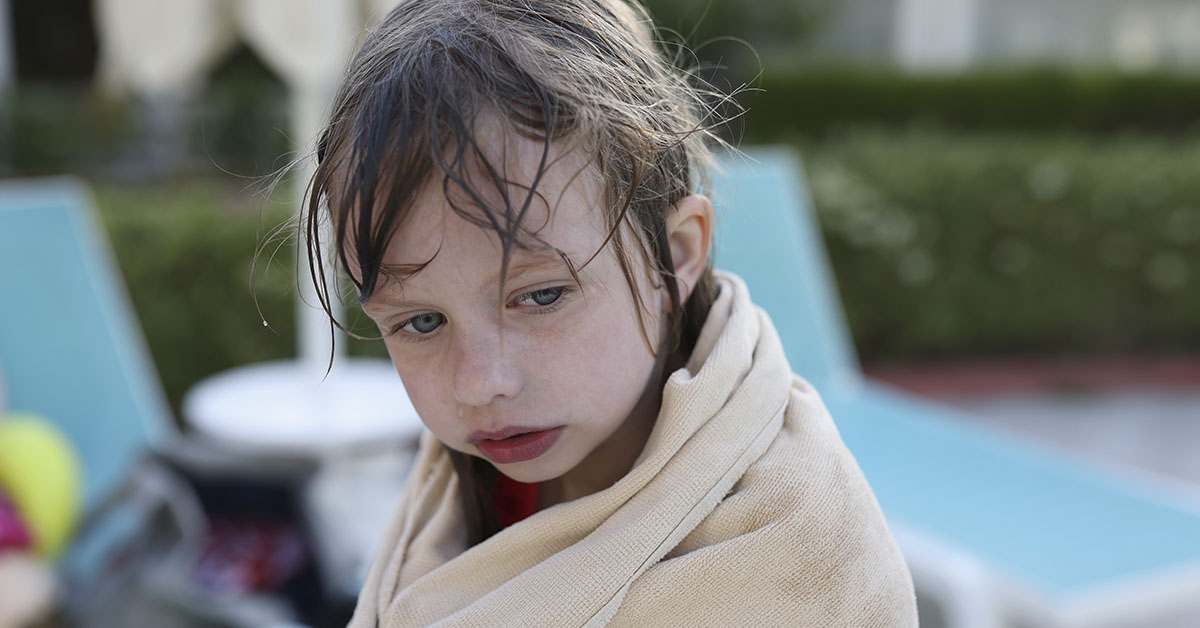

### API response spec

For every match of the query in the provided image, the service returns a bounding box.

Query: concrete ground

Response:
[945,388,1200,490]
[868,357,1200,489]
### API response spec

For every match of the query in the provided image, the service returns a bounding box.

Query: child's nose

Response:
[451,327,523,407]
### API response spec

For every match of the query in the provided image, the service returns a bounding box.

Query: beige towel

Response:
[350,272,917,627]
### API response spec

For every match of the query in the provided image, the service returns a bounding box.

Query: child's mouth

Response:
[474,427,564,464]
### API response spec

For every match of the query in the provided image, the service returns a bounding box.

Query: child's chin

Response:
[494,453,574,484]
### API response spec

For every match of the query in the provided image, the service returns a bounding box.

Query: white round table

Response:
[182,358,423,453]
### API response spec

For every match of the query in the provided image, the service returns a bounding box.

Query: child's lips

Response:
[468,424,551,443]
[473,426,565,464]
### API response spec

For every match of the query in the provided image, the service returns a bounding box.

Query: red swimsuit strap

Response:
[493,473,539,528]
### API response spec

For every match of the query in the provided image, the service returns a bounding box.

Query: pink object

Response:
[0,490,32,551]
[194,517,307,594]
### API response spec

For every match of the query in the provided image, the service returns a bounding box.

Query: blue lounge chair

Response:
[712,148,1200,628]
[0,178,176,573]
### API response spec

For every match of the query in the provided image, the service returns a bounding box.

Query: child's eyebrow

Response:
[502,255,574,281]
[378,261,432,283]
[369,253,575,303]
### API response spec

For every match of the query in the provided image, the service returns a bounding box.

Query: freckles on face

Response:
[358,133,665,482]
[536,279,651,400]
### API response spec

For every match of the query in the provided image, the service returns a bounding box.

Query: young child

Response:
[303,0,916,624]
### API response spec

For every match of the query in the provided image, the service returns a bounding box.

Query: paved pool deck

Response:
[867,357,1200,489]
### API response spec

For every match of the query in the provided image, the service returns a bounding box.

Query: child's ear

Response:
[664,194,714,307]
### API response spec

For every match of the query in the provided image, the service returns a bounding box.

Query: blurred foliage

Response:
[4,46,289,180]
[639,0,831,143]
[93,181,386,417]
[806,129,1200,363]
[9,38,1200,404]
[89,128,1200,414]
[642,0,830,74]
[747,68,1200,140]
[13,69,1200,179]
[197,45,292,178]
[2,84,133,175]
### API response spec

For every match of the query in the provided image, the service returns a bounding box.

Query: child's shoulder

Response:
[615,379,916,625]
[671,378,873,547]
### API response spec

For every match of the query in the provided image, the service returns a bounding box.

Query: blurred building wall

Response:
[810,0,898,65]
[815,0,1200,72]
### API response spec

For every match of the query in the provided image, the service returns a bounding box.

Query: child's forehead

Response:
[394,154,604,255]
[366,175,612,302]
[472,118,602,196]
[406,121,605,231]
[338,114,613,292]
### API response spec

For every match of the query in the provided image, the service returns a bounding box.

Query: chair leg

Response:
[892,523,1006,628]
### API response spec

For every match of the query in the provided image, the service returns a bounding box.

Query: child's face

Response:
[357,131,667,484]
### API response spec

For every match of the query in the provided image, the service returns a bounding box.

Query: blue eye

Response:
[519,287,564,307]
[399,312,445,334]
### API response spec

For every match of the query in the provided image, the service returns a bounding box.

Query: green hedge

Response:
[805,129,1200,362]
[2,85,133,175]
[744,68,1200,140]
[16,69,1200,178]
[5,72,289,179]
[93,129,1200,412]
[94,182,386,419]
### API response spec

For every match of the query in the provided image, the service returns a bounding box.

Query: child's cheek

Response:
[387,343,457,431]
[543,295,656,407]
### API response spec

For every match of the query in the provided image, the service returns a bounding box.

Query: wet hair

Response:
[304,0,733,544]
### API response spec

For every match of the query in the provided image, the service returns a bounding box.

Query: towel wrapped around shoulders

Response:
[350,271,918,627]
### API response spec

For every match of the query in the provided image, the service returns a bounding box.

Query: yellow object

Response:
[0,414,81,559]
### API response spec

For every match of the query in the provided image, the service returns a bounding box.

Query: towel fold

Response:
[350,271,917,627]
